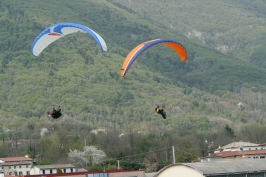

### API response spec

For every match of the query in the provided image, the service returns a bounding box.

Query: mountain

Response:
[1,0,266,126]
[2,0,266,167]
[0,0,266,152]
[108,0,266,67]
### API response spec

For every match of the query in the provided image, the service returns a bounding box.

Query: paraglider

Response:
[31,22,107,57]
[120,38,187,77]
[47,106,62,119]
[155,106,167,119]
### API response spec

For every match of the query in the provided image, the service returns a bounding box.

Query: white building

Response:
[30,164,76,174]
[0,156,33,176]
[214,141,262,152]
[0,156,76,176]
[203,141,266,162]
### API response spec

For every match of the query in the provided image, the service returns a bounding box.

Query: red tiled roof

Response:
[0,157,33,162]
[214,149,266,157]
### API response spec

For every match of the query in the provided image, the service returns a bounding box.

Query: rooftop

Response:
[220,142,259,149]
[0,157,33,163]
[156,159,266,176]
[214,149,266,157]
[0,161,32,166]
[38,164,75,170]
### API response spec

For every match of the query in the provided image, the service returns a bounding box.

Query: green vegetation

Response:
[1,0,266,171]
[109,0,266,67]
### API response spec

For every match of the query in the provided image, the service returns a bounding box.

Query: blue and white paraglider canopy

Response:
[31,22,107,57]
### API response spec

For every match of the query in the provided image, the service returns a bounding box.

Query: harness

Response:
[156,108,163,113]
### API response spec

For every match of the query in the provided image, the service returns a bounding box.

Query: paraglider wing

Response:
[31,22,107,57]
[120,38,187,77]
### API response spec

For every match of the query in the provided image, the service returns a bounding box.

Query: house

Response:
[0,156,33,176]
[202,141,266,162]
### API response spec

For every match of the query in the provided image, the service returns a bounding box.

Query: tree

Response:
[68,146,106,169]
[225,124,236,138]
[57,168,63,173]
[175,138,199,163]
[120,160,145,171]
[137,137,151,155]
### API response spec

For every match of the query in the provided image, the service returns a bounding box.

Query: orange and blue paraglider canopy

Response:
[120,38,187,77]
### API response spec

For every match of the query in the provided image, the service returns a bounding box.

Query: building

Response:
[24,169,145,177]
[0,156,78,176]
[154,159,266,177]
[30,164,76,174]
[0,156,33,176]
[203,141,266,162]
[214,142,261,153]
[145,172,157,177]
[0,170,14,177]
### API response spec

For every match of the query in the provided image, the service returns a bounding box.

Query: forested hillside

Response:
[109,0,266,67]
[1,0,266,171]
